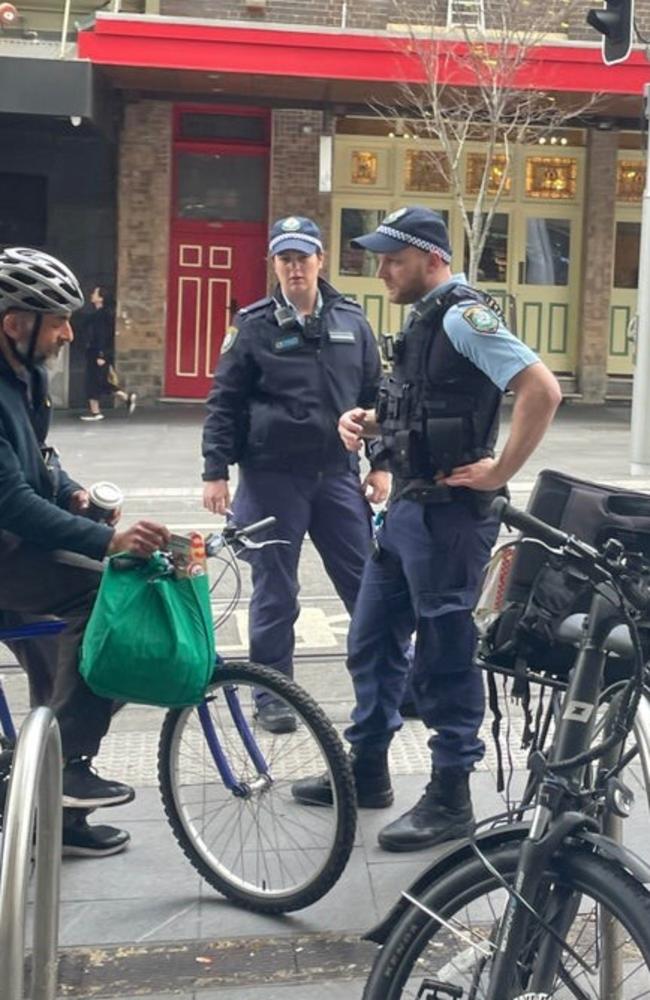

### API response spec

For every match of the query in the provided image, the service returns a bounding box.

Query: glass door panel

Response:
[609,218,640,376]
[513,210,580,372]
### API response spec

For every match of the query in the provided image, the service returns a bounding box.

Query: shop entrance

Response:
[165,107,269,399]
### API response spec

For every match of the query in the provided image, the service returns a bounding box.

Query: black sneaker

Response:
[254,700,297,734]
[62,758,135,809]
[62,816,130,857]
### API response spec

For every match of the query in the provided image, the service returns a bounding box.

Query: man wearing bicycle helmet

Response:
[0,247,169,857]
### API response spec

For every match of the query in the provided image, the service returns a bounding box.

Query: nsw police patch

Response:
[463,305,499,334]
[383,207,408,225]
[221,326,238,353]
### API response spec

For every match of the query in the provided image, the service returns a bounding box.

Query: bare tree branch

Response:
[375,0,600,283]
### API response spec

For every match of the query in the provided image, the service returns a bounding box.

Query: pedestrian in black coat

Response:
[80,286,137,421]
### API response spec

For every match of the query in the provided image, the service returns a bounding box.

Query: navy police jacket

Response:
[202,279,384,480]
[0,334,113,559]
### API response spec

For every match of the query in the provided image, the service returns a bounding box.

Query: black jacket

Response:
[202,279,384,480]
[0,335,113,560]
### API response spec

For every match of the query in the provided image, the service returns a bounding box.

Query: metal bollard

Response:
[0,707,62,1000]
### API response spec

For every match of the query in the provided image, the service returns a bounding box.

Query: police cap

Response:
[351,206,452,262]
[269,216,323,256]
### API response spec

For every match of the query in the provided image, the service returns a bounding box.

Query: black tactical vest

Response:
[376,284,503,502]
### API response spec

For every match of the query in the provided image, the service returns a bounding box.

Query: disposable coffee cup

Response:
[87,481,124,522]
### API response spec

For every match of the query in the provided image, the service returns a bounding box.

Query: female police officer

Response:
[202,216,389,733]
[293,207,562,851]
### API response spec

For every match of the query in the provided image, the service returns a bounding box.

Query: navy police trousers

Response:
[345,497,498,771]
[232,467,372,685]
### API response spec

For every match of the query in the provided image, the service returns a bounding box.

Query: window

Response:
[524,217,570,286]
[178,113,266,144]
[614,222,640,289]
[463,213,509,283]
[0,173,47,246]
[525,157,578,200]
[339,208,383,277]
[176,152,266,222]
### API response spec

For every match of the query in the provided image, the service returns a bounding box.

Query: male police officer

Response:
[0,247,169,856]
[293,207,561,851]
[202,216,390,733]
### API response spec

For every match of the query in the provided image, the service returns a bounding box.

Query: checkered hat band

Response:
[377,225,451,262]
[269,232,323,253]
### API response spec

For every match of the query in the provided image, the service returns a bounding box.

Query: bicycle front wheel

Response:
[364,840,650,999]
[158,661,357,914]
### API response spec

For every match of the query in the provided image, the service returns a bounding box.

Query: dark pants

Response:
[344,497,498,771]
[0,533,112,760]
[232,468,372,686]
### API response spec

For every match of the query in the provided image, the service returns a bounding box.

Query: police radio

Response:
[302,314,322,342]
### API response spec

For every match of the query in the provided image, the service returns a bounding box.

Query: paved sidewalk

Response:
[3,400,649,997]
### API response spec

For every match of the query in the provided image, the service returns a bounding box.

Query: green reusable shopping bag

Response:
[79,553,215,707]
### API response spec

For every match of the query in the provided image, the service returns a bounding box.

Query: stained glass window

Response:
[525,157,577,200]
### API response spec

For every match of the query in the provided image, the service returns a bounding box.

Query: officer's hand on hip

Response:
[362,469,391,504]
[439,457,506,492]
[338,407,367,452]
[203,479,231,516]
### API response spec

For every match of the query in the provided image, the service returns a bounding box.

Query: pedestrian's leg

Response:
[0,545,115,760]
[308,472,372,613]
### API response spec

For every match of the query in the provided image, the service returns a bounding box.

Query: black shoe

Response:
[378,766,474,853]
[62,816,130,857]
[62,758,135,809]
[292,745,394,809]
[255,700,297,734]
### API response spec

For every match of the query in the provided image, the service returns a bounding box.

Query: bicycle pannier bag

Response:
[485,469,650,672]
[80,553,215,707]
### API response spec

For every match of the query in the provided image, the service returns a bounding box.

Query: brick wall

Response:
[269,109,333,279]
[577,128,619,402]
[161,0,390,29]
[158,0,650,36]
[115,100,172,401]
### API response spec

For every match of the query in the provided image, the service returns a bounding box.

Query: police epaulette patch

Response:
[238,296,273,317]
[463,305,499,334]
[340,296,362,310]
[221,326,239,353]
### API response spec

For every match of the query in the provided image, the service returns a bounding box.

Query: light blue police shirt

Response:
[416,274,539,392]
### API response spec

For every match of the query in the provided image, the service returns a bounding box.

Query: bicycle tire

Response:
[364,839,650,999]
[158,660,357,914]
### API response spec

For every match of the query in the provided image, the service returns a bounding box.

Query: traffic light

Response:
[587,0,635,66]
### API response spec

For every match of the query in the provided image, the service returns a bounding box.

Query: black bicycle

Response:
[363,496,650,999]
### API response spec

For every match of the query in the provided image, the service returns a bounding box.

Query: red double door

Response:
[165,109,269,399]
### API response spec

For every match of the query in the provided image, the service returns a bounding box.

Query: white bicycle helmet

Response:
[0,247,84,315]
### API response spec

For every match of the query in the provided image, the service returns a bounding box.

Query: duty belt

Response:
[391,479,454,504]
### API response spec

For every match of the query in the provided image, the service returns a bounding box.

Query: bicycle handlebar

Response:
[490,496,569,550]
[225,516,277,541]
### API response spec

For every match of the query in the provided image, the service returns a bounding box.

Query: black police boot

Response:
[378,766,474,852]
[292,745,394,809]
[254,699,297,734]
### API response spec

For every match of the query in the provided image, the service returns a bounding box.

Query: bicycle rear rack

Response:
[0,707,62,1000]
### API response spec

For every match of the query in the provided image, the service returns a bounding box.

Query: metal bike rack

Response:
[0,707,62,1000]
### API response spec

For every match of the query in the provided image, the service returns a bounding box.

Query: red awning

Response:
[77,15,650,100]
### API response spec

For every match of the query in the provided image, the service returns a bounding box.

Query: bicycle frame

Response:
[484,588,643,998]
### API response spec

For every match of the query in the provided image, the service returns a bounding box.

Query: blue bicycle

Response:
[0,519,357,914]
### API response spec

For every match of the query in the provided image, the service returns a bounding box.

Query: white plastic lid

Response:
[88,481,124,510]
